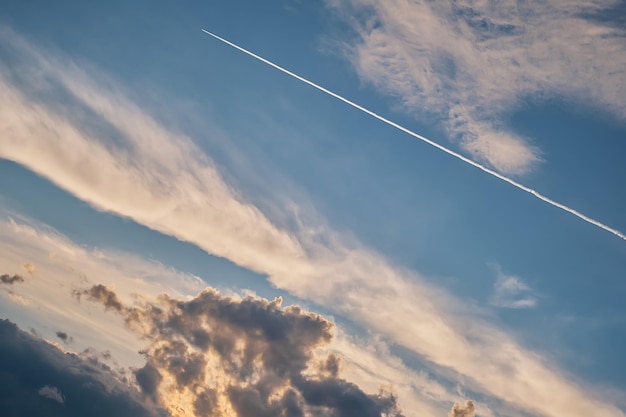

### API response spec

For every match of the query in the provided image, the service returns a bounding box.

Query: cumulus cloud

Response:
[76,284,404,417]
[448,400,475,417]
[38,385,65,404]
[0,273,24,285]
[326,0,626,174]
[0,319,163,417]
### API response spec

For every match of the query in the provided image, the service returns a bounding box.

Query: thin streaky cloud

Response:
[201,29,626,243]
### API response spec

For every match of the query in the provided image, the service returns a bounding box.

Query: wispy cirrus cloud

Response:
[38,385,65,405]
[325,0,626,174]
[489,266,538,309]
[0,28,623,417]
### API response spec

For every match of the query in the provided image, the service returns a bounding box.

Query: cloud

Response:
[76,283,405,417]
[0,273,24,285]
[55,331,74,344]
[0,215,207,368]
[38,385,65,404]
[1,27,623,417]
[21,262,37,275]
[0,319,164,417]
[489,266,538,309]
[326,0,626,174]
[7,291,31,305]
[0,217,457,417]
[448,400,475,417]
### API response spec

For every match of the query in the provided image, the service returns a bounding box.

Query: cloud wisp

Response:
[38,385,66,405]
[201,29,626,243]
[1,28,624,417]
[489,266,538,309]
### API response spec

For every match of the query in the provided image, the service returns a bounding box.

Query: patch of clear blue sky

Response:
[2,0,625,388]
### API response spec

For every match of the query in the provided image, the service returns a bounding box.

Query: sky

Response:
[0,1,625,416]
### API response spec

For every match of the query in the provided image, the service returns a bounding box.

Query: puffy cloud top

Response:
[77,284,406,417]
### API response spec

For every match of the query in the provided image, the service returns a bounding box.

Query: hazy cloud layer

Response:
[76,284,405,417]
[326,0,626,174]
[1,27,623,417]
[0,319,162,417]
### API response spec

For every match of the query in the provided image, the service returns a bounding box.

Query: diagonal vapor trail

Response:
[201,29,626,242]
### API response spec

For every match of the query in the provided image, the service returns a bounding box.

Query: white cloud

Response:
[326,0,626,174]
[38,385,65,404]
[489,266,538,309]
[0,28,623,417]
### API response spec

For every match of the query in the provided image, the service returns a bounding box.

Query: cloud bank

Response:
[326,0,626,174]
[0,215,457,417]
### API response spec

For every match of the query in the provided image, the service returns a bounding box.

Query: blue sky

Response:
[1,1,625,416]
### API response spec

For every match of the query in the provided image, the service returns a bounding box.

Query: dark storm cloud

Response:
[0,273,24,285]
[80,284,406,417]
[0,319,165,417]
[448,400,475,417]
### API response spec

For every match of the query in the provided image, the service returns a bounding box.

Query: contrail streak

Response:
[201,29,626,242]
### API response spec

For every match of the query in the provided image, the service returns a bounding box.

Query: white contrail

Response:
[201,29,626,242]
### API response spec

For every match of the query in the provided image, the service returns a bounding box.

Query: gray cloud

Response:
[448,400,475,417]
[0,273,24,285]
[0,319,165,417]
[55,331,73,344]
[38,385,65,404]
[78,284,406,417]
